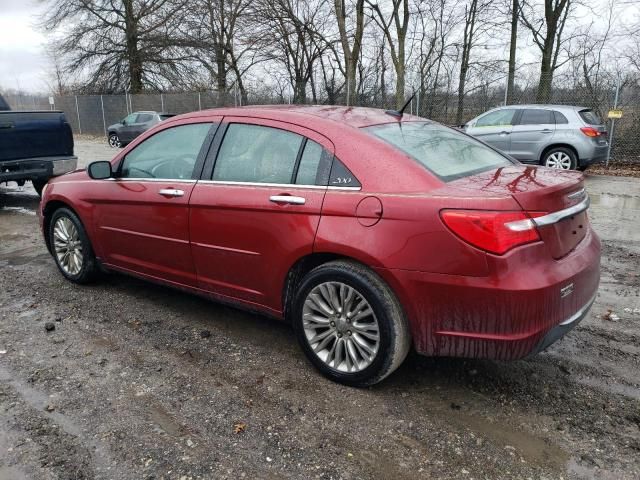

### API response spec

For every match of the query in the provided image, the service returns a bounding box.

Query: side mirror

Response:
[122,119,127,125]
[88,161,113,180]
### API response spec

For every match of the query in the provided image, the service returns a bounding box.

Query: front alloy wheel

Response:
[53,216,84,275]
[49,208,98,283]
[108,133,121,148]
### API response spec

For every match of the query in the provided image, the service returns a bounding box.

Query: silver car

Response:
[464,105,609,170]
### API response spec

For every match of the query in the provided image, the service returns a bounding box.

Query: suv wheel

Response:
[542,147,577,170]
[49,208,99,284]
[108,133,122,148]
[292,260,410,387]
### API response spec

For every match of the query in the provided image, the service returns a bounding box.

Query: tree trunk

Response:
[294,78,307,104]
[537,41,554,102]
[123,0,142,93]
[506,0,518,104]
[215,42,227,106]
[395,43,405,109]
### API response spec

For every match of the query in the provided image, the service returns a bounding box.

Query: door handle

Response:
[0,122,14,129]
[159,188,184,197]
[270,195,306,205]
[499,131,510,136]
[541,129,553,133]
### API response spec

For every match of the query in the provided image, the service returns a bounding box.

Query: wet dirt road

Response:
[0,154,639,479]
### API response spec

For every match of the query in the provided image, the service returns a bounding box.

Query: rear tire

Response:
[49,208,99,284]
[542,147,577,170]
[292,260,410,387]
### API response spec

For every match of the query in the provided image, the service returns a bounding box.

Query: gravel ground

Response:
[0,139,639,479]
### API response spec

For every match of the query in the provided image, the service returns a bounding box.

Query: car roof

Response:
[501,104,590,112]
[180,105,422,129]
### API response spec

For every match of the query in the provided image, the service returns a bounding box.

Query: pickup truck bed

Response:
[0,109,77,195]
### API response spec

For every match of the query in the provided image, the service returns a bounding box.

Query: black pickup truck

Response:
[0,94,77,196]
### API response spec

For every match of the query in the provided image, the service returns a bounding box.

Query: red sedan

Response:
[39,106,600,386]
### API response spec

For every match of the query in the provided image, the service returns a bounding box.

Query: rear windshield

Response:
[579,109,602,125]
[364,122,513,182]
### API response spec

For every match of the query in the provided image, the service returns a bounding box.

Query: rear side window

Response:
[520,109,554,125]
[553,111,569,124]
[579,109,602,125]
[159,114,175,121]
[214,124,303,184]
[137,113,154,123]
[365,122,513,182]
[295,139,333,185]
[475,109,516,127]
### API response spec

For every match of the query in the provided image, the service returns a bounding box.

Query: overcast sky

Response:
[0,0,48,93]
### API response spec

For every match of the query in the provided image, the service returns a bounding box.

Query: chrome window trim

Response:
[109,178,198,183]
[196,180,362,191]
[533,195,590,228]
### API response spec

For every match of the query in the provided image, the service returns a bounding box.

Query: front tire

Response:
[49,208,99,284]
[542,147,577,170]
[292,261,410,387]
[108,133,122,148]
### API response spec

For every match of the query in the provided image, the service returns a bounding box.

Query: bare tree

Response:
[334,0,365,105]
[254,0,330,104]
[367,0,410,109]
[519,0,576,102]
[41,0,189,93]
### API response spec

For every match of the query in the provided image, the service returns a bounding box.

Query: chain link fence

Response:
[5,85,640,164]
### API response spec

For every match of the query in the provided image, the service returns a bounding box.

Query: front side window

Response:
[213,124,304,184]
[365,122,514,182]
[520,109,554,125]
[123,113,137,124]
[120,123,212,179]
[475,109,516,127]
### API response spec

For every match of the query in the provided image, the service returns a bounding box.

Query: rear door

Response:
[189,118,333,313]
[90,119,219,286]
[466,109,517,153]
[133,113,155,138]
[510,108,556,162]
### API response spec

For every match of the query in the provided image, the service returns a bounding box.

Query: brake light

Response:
[440,210,546,255]
[580,127,601,137]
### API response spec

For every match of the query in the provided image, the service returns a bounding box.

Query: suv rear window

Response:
[159,114,175,121]
[579,109,602,125]
[365,122,513,182]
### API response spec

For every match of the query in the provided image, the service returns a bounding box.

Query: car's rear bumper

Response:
[581,144,608,166]
[377,226,601,360]
[0,156,77,182]
[527,293,596,356]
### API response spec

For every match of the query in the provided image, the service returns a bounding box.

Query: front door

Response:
[189,118,334,313]
[90,120,218,286]
[466,108,518,153]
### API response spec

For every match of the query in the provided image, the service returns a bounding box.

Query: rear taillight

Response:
[440,210,546,255]
[580,127,601,137]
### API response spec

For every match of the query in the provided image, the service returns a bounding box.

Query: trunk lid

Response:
[450,165,588,259]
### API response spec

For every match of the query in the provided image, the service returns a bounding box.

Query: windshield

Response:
[365,122,514,182]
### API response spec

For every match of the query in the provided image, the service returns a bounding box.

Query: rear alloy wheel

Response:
[542,147,577,170]
[49,208,99,284]
[108,133,122,148]
[293,261,410,387]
